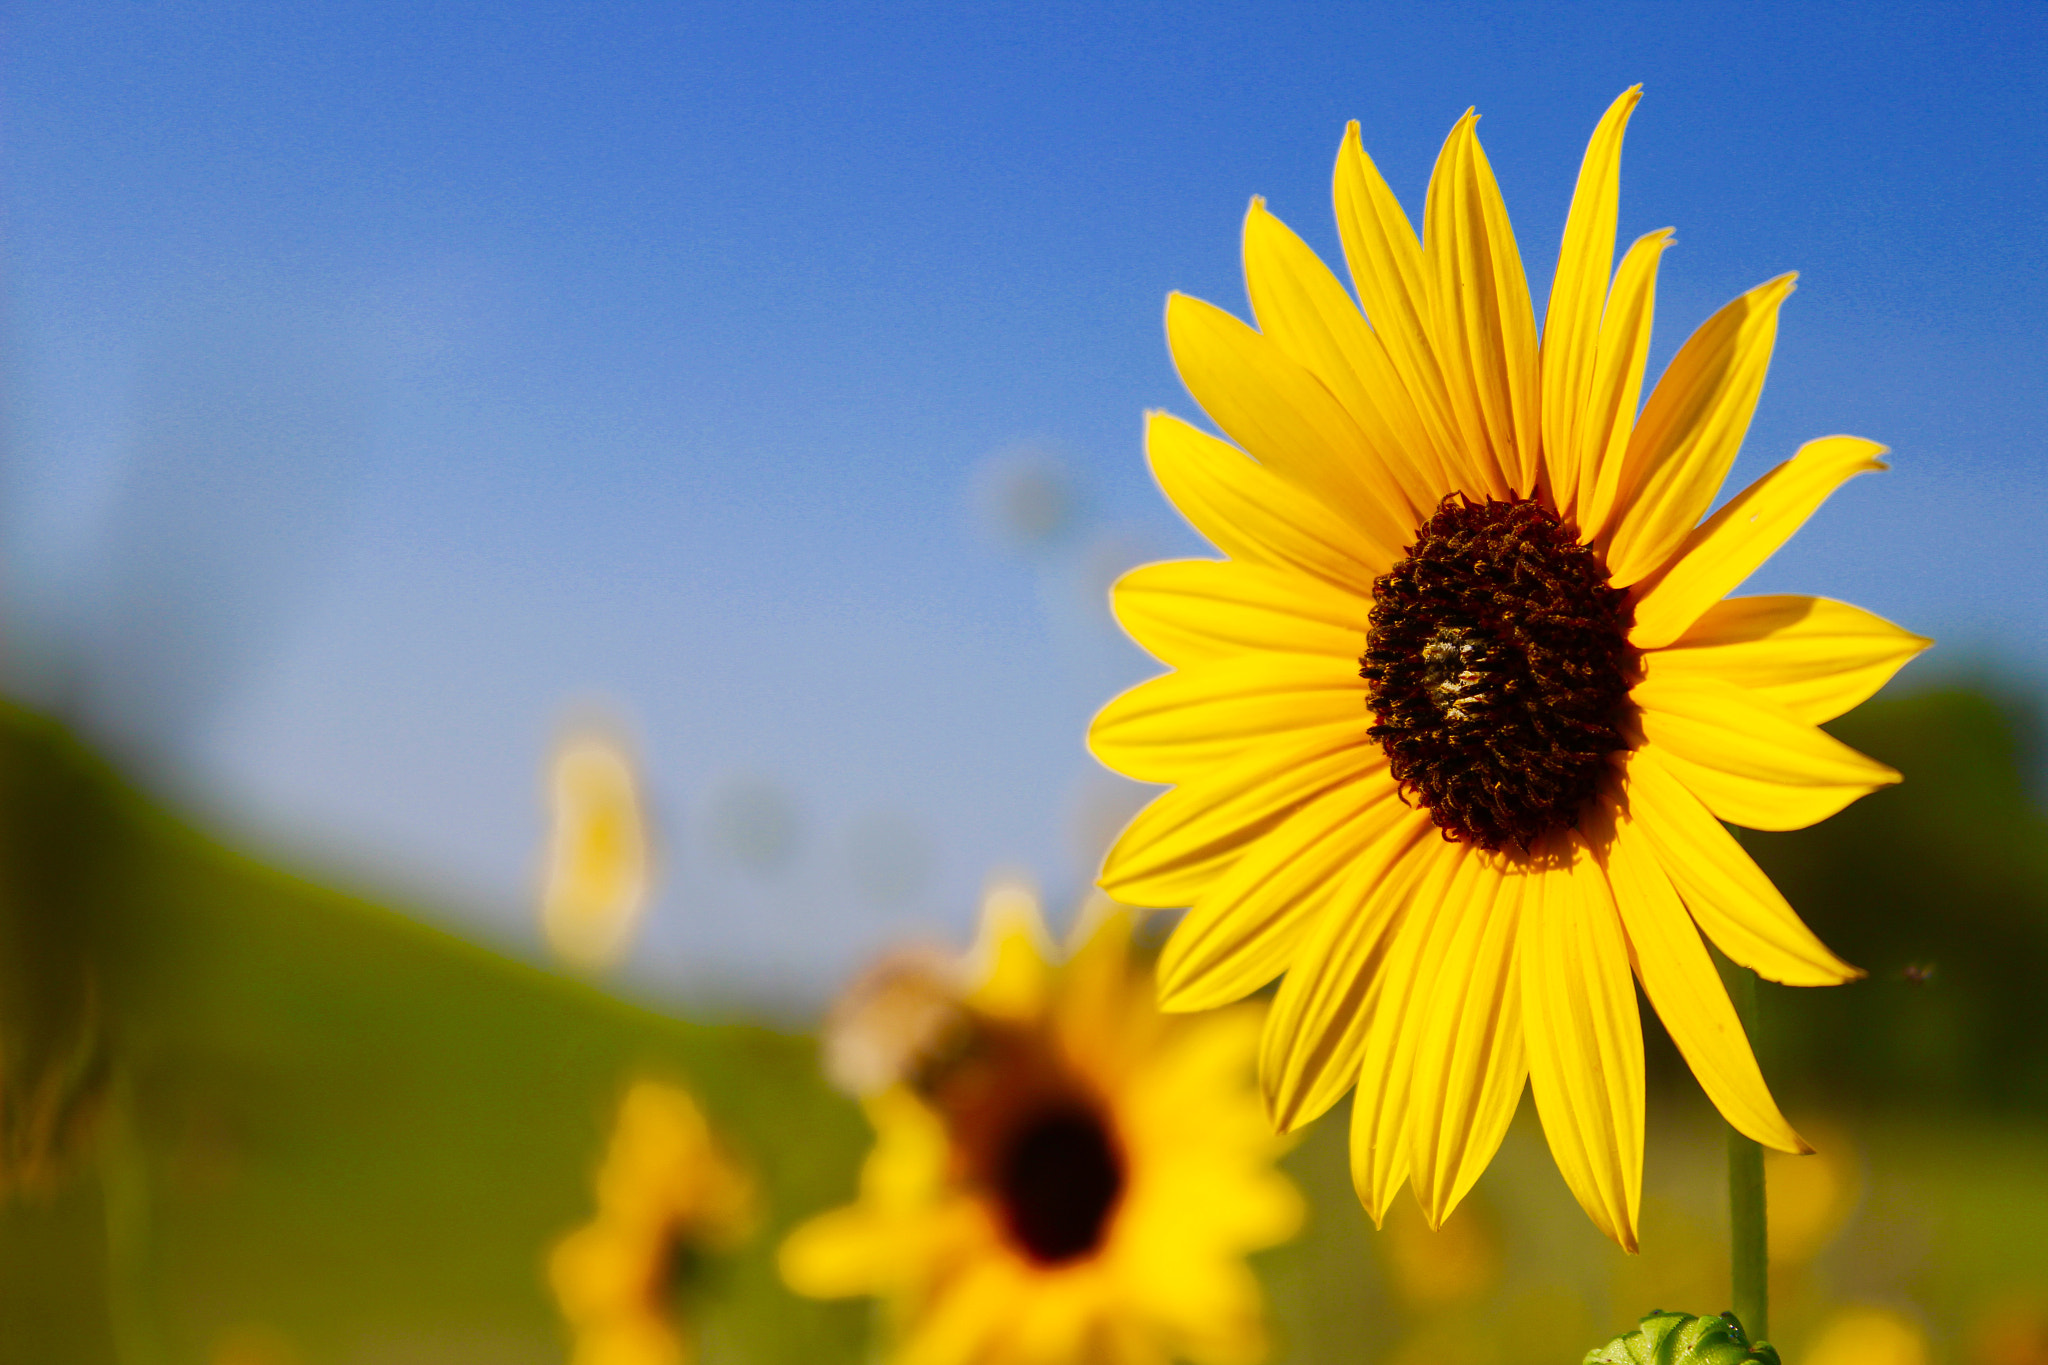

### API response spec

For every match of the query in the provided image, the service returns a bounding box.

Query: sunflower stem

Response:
[99,1068,165,1365]
[1724,962,1768,1344]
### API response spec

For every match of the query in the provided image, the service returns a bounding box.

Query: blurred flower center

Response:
[993,1102,1125,1265]
[913,1021,1130,1269]
[1361,495,1635,851]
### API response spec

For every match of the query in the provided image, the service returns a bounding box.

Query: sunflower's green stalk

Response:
[1724,963,1768,1344]
[98,1069,165,1365]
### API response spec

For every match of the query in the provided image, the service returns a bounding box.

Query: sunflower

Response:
[1086,88,1929,1251]
[550,1080,757,1365]
[541,728,652,972]
[779,883,1304,1365]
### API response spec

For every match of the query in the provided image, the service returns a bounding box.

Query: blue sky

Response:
[5,1,2045,1001]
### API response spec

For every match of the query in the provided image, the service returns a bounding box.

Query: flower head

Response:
[541,729,653,972]
[551,1080,757,1365]
[780,884,1303,1365]
[1087,88,1929,1250]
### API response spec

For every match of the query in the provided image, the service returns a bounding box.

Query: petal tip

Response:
[1262,1078,1310,1136]
[1258,1073,1287,1131]
[1599,84,1645,129]
[1352,1176,1396,1229]
[1154,960,1235,1014]
[1095,850,1183,911]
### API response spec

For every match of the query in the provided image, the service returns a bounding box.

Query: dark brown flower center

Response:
[1360,494,1635,852]
[994,1103,1124,1265]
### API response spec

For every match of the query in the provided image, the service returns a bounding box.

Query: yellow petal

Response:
[1121,1244,1267,1365]
[1100,726,1378,907]
[1157,762,1407,1012]
[1332,122,1469,493]
[1088,652,1368,785]
[1573,229,1673,541]
[1243,197,1445,513]
[965,875,1056,1019]
[550,1224,650,1318]
[1349,1063,1410,1230]
[1165,292,1414,566]
[1629,437,1890,648]
[1124,1003,1265,1134]
[1054,898,1135,1060]
[1145,411,1382,595]
[1633,674,1901,831]
[1406,853,1531,1227]
[1620,746,1860,985]
[1423,110,1542,499]
[1257,810,1441,1132]
[897,1256,1019,1365]
[1602,274,1796,586]
[1644,594,1930,724]
[1541,86,1641,512]
[858,1088,953,1207]
[577,1316,685,1365]
[778,1205,894,1297]
[1006,1270,1098,1365]
[1345,839,1484,1223]
[1591,795,1806,1151]
[1521,834,1644,1251]
[1109,558,1367,670]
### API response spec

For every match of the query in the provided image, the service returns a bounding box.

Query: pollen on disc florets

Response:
[1360,494,1636,852]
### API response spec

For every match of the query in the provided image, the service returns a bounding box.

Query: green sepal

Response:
[1584,1311,1781,1365]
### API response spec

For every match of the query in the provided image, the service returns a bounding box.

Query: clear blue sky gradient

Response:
[6,1,2045,999]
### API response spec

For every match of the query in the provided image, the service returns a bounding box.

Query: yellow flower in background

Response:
[1379,1197,1500,1309]
[209,1324,301,1365]
[1087,87,1930,1250]
[551,1081,757,1365]
[1804,1307,1931,1365]
[781,882,1303,1365]
[1971,1300,2048,1365]
[1765,1118,1860,1263]
[542,730,653,971]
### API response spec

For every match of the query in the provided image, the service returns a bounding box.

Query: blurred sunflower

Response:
[541,729,653,972]
[1087,88,1929,1250]
[551,1080,757,1365]
[780,882,1303,1365]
